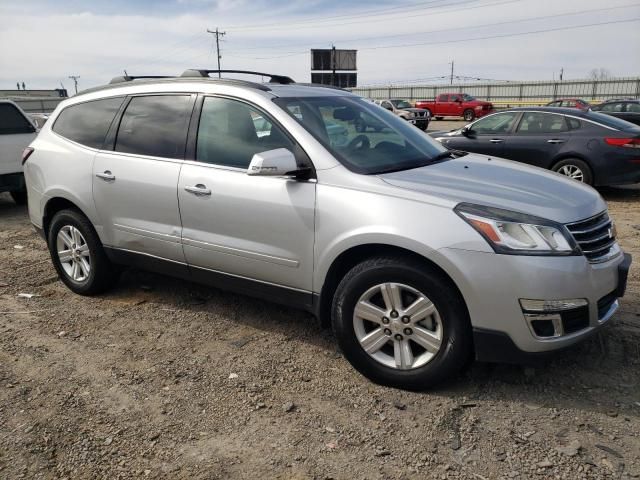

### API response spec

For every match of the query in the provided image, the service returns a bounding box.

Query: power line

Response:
[226,17,640,60]
[225,3,638,54]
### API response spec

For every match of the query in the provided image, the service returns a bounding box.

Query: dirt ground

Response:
[0,184,639,480]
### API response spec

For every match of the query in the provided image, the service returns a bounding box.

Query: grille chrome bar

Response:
[566,211,618,263]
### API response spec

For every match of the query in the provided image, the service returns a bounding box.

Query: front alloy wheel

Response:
[354,283,442,370]
[557,164,584,182]
[332,256,472,390]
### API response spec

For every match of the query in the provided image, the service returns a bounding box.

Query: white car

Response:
[0,100,37,204]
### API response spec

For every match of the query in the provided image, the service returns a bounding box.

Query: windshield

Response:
[390,99,412,109]
[586,110,640,132]
[273,96,447,174]
[462,94,476,102]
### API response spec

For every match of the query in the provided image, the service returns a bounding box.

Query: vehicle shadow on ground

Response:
[109,267,640,419]
[598,184,640,201]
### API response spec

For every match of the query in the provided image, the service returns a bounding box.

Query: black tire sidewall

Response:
[48,210,112,295]
[332,259,471,390]
[10,189,27,205]
[463,109,475,121]
[552,158,593,185]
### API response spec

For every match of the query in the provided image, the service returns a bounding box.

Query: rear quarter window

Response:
[587,111,640,132]
[53,97,125,149]
[0,103,34,134]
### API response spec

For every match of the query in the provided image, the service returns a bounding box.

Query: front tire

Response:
[463,109,475,122]
[552,158,593,185]
[331,256,472,390]
[48,209,120,295]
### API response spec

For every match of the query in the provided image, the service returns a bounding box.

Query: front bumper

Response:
[439,247,631,361]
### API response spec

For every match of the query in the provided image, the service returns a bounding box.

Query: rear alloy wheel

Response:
[463,109,475,122]
[48,209,120,295]
[332,256,472,390]
[552,158,593,185]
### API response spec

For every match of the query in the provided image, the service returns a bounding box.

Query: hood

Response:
[401,108,428,113]
[379,154,605,224]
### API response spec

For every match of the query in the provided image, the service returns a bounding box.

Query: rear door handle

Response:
[489,139,503,143]
[96,171,115,181]
[184,184,211,196]
[547,139,566,144]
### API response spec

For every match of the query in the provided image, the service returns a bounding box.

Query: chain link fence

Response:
[351,77,640,106]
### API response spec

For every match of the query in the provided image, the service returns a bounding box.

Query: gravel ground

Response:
[0,186,639,480]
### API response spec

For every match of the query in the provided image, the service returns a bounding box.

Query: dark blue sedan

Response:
[434,107,640,186]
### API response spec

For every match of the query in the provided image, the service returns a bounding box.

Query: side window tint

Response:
[53,97,124,148]
[0,103,34,135]
[602,103,623,112]
[471,112,519,134]
[567,118,581,130]
[517,112,567,133]
[196,97,295,168]
[626,103,640,113]
[115,95,191,159]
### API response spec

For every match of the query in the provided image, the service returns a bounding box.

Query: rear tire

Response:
[10,189,27,205]
[552,158,593,185]
[331,256,472,390]
[48,209,120,295]
[463,109,475,122]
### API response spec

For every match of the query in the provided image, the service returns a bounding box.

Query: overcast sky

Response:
[1,0,639,91]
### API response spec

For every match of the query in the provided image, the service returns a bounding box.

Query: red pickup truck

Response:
[415,93,493,121]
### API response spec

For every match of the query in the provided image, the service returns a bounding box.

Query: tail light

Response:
[605,138,640,149]
[22,147,34,165]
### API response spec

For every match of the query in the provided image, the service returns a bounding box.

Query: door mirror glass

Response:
[461,126,474,137]
[247,148,299,176]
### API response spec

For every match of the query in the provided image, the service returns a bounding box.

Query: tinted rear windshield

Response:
[586,111,640,132]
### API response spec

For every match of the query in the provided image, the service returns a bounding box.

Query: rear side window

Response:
[437,94,448,102]
[115,95,191,159]
[0,103,34,135]
[516,112,567,133]
[567,117,582,130]
[53,97,124,148]
[601,103,623,112]
[627,103,640,113]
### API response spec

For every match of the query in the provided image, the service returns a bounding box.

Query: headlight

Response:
[455,203,579,256]
[475,106,483,110]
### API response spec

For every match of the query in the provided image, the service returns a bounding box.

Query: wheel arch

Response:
[316,243,470,328]
[550,154,594,181]
[43,196,92,238]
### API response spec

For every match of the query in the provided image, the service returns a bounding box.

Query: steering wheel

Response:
[347,134,370,152]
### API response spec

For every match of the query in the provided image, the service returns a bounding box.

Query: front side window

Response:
[115,95,191,159]
[470,112,519,134]
[0,104,34,135]
[601,103,624,112]
[450,95,462,102]
[516,112,567,133]
[274,95,447,175]
[53,97,124,148]
[462,94,476,102]
[196,97,295,168]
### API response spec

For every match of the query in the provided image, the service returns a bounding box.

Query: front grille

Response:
[566,212,617,263]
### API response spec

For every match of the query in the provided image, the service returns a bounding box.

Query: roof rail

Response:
[109,75,174,85]
[297,83,348,91]
[181,69,295,85]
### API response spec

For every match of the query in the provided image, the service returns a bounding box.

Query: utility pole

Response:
[68,75,80,94]
[559,67,564,82]
[449,60,454,85]
[207,28,226,77]
[331,45,336,87]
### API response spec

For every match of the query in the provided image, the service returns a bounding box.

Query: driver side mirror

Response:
[461,126,475,137]
[247,148,300,177]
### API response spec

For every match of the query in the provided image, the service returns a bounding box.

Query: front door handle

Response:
[489,138,503,143]
[184,184,211,196]
[547,139,566,144]
[96,171,115,181]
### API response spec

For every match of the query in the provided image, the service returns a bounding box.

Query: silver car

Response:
[24,70,631,390]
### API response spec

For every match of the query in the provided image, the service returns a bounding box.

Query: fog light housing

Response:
[520,298,589,339]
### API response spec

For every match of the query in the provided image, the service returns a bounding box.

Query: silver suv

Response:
[24,70,631,390]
